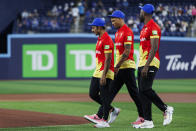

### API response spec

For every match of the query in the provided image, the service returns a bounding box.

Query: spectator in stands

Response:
[51,5,59,16]
[170,24,176,32]
[72,4,80,33]
[64,3,69,12]
[21,10,29,19]
[191,5,196,16]
[78,2,85,16]
[132,24,139,34]
[50,19,59,29]
[70,2,74,7]
[31,18,39,28]
[32,9,39,17]
[162,6,168,16]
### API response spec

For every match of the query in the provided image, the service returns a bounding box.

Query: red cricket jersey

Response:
[93,32,114,80]
[139,19,161,68]
[115,24,136,69]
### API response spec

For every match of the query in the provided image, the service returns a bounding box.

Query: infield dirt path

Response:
[0,93,195,103]
[0,108,89,128]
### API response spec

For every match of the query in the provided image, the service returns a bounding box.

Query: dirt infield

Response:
[0,108,89,128]
[0,93,195,128]
[0,93,195,103]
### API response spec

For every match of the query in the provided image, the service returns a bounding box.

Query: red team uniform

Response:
[134,4,174,129]
[93,32,114,80]
[138,19,169,123]
[109,24,144,119]
[139,19,161,69]
[115,24,136,69]
[87,30,115,123]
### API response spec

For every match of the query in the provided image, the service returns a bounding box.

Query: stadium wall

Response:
[0,33,195,79]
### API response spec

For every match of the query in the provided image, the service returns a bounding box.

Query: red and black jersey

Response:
[115,24,136,69]
[139,19,161,68]
[93,32,114,80]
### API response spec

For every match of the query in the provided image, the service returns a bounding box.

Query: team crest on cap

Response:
[152,30,158,35]
[127,36,132,41]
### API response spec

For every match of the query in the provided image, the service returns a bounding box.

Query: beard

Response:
[96,32,100,36]
[140,16,144,23]
[113,25,120,29]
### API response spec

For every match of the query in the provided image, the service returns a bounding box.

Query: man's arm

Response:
[100,52,112,86]
[141,38,159,77]
[115,44,131,72]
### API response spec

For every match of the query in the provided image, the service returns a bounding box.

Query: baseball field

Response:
[0,79,195,131]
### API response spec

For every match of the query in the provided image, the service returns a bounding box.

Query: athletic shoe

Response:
[133,120,154,128]
[84,114,102,124]
[108,107,120,124]
[131,117,144,125]
[163,106,174,126]
[94,119,110,128]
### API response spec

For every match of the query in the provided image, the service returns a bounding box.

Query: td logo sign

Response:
[26,51,54,71]
[70,50,96,70]
[66,44,96,78]
[23,44,57,78]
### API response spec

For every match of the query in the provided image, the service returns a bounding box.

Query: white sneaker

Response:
[84,114,102,124]
[133,120,154,128]
[131,117,144,125]
[94,119,110,128]
[163,106,174,126]
[108,107,120,124]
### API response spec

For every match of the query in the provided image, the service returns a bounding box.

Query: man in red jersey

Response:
[106,10,144,125]
[84,18,115,128]
[133,4,174,129]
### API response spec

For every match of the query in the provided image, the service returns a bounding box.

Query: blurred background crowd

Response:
[14,0,196,37]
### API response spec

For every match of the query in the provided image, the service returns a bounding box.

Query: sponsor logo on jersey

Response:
[152,30,158,35]
[127,36,132,41]
[104,45,110,49]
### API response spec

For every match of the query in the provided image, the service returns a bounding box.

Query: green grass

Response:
[0,79,195,130]
[0,102,195,131]
[0,79,195,94]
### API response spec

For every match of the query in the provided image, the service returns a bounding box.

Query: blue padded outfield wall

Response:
[0,33,195,79]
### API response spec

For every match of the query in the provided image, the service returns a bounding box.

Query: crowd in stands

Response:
[14,0,196,37]
[15,1,84,33]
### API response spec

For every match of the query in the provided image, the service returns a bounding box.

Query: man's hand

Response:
[114,44,130,76]
[141,66,149,77]
[142,37,158,77]
[100,75,106,86]
[114,67,119,76]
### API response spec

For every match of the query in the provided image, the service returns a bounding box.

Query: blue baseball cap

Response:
[139,4,155,14]
[88,18,105,26]
[108,10,125,19]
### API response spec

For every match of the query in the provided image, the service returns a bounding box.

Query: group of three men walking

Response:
[84,4,174,128]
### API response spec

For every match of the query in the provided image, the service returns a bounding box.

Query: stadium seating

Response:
[14,0,196,37]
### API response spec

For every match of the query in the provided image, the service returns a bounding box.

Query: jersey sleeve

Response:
[104,38,114,54]
[150,26,160,39]
[124,29,134,45]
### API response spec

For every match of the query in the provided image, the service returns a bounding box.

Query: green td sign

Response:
[22,44,57,78]
[66,44,95,78]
